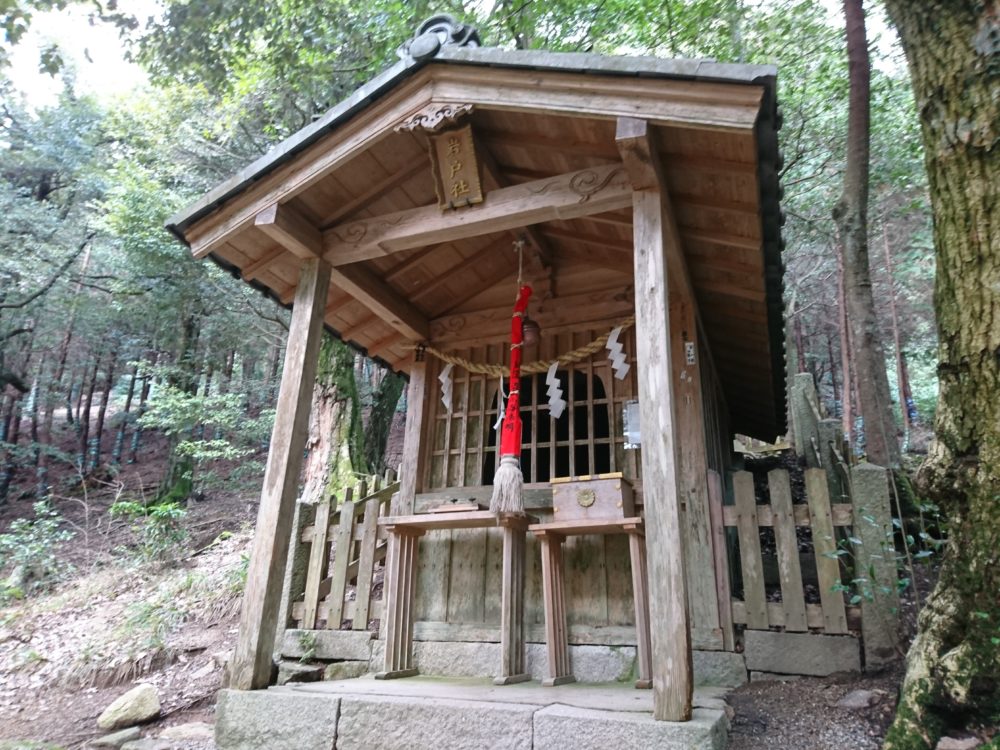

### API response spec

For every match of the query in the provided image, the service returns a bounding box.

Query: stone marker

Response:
[90,726,141,747]
[851,462,901,670]
[97,684,161,730]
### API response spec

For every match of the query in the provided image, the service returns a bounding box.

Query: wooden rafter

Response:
[411,236,511,304]
[241,246,286,281]
[432,252,519,317]
[254,203,429,341]
[319,156,428,229]
[340,312,379,341]
[322,163,631,266]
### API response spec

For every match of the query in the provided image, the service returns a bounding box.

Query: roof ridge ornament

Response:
[399,14,481,61]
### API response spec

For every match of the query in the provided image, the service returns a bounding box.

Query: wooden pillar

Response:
[669,278,724,650]
[617,117,693,722]
[377,526,423,678]
[496,515,531,685]
[537,532,575,686]
[229,257,332,690]
[395,348,429,515]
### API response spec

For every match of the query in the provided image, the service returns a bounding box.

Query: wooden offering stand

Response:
[377,504,537,684]
[530,473,652,688]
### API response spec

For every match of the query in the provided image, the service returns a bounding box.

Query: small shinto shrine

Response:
[168,15,792,747]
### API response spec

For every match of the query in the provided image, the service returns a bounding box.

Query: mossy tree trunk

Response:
[833,0,902,470]
[363,368,404,476]
[300,334,365,505]
[882,3,1000,746]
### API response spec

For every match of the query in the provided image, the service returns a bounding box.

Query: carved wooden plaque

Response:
[428,124,484,210]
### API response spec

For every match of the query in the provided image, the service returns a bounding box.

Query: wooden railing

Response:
[724,467,861,634]
[290,471,399,631]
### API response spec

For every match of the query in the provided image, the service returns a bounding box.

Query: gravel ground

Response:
[727,668,902,750]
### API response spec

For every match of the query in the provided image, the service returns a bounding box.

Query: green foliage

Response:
[110,498,188,563]
[0,502,74,600]
[823,500,945,611]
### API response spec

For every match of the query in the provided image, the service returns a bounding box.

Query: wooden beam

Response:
[429,286,634,344]
[242,246,286,281]
[230,257,332,690]
[332,263,429,342]
[323,163,631,266]
[617,116,693,722]
[431,67,764,131]
[253,203,429,341]
[255,203,323,260]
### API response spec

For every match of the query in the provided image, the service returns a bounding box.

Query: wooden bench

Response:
[377,510,537,684]
[529,517,652,688]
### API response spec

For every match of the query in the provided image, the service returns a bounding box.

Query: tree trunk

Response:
[89,343,118,473]
[111,362,138,468]
[299,335,364,505]
[837,249,854,446]
[77,353,101,473]
[882,222,912,446]
[363,367,405,475]
[827,331,840,409]
[833,0,902,469]
[128,363,153,464]
[159,315,200,503]
[881,2,1000,746]
[0,393,19,505]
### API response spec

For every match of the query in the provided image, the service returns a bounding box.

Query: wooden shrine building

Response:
[167,16,785,724]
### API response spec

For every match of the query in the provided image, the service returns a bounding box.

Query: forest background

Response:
[0,0,964,746]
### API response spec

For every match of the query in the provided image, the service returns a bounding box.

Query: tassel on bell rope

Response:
[490,284,532,515]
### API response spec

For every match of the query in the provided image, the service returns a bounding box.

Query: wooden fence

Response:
[289,472,399,631]
[724,466,862,634]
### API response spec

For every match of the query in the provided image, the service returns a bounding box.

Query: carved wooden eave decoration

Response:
[165,32,787,439]
[395,102,475,133]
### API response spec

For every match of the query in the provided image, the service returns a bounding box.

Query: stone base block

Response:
[370,639,747,687]
[324,660,370,681]
[743,630,861,676]
[214,689,339,750]
[276,661,323,685]
[693,650,747,687]
[336,693,535,750]
[533,705,727,750]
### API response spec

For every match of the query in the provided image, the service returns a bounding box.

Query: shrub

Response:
[0,502,74,601]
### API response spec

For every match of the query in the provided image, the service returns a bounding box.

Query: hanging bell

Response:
[522,315,541,346]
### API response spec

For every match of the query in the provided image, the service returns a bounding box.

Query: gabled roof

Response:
[166,31,786,440]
